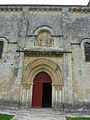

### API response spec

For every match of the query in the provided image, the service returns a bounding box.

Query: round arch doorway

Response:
[32,71,52,108]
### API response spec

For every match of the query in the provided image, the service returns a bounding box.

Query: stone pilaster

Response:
[52,84,63,109]
[64,53,73,104]
[52,84,56,108]
[10,52,24,102]
[29,84,33,108]
[16,52,24,84]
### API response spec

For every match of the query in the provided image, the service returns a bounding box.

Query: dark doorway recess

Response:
[42,83,52,108]
[32,71,52,108]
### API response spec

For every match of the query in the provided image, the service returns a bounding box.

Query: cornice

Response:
[29,7,62,12]
[29,7,90,13]
[0,7,23,12]
[16,49,72,57]
[0,6,90,13]
[69,7,90,13]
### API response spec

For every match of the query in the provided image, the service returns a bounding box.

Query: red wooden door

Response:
[32,72,51,108]
[32,82,43,108]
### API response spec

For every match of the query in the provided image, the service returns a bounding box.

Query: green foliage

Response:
[66,117,90,120]
[0,114,14,120]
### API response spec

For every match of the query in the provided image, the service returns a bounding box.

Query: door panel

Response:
[32,82,43,108]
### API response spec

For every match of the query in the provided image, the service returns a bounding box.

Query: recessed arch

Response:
[23,58,58,73]
[34,27,55,47]
[38,29,51,35]
[23,64,57,85]
[27,64,56,84]
[33,25,56,35]
[21,58,64,108]
[22,58,63,86]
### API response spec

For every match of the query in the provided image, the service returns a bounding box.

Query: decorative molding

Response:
[24,51,63,57]
[29,7,90,13]
[29,7,62,12]
[0,6,89,13]
[69,7,90,13]
[0,7,23,12]
[16,49,72,57]
[71,42,80,45]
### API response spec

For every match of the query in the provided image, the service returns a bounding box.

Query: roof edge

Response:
[0,4,88,7]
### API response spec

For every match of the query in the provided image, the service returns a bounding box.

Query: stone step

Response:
[12,116,66,120]
[12,109,66,120]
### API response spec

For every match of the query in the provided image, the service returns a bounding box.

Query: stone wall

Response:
[0,6,90,110]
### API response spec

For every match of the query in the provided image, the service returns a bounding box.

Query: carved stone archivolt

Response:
[22,58,64,88]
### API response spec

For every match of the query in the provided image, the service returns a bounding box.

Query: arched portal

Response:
[32,71,52,108]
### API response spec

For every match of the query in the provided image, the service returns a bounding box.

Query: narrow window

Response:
[84,42,90,61]
[0,41,3,59]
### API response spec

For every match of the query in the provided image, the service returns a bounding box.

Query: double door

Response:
[32,82,52,108]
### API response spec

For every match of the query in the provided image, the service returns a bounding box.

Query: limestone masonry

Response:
[0,5,90,110]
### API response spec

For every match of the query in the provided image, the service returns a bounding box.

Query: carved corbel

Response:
[22,82,30,89]
[53,83,62,90]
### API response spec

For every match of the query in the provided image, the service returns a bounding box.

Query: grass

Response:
[0,114,14,120]
[66,117,90,120]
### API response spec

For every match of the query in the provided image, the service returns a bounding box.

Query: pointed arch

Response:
[22,58,63,87]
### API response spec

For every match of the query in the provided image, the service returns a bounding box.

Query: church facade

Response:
[0,5,90,110]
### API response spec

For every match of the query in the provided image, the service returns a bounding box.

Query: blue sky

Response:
[0,0,89,5]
